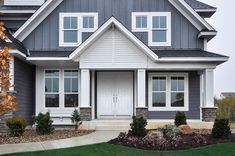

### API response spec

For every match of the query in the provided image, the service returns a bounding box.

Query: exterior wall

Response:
[23,0,204,53]
[148,71,201,120]
[14,57,35,124]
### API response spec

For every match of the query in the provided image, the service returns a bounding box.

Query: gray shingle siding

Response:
[148,71,201,119]
[23,0,204,53]
[14,57,35,124]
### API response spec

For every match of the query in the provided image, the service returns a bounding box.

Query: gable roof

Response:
[69,17,159,61]
[185,0,216,10]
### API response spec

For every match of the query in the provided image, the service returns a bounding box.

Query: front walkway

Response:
[0,131,120,155]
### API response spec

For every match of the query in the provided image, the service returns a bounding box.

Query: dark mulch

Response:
[0,129,94,145]
[108,131,235,151]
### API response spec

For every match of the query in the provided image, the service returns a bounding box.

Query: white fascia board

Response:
[26,57,70,61]
[13,0,63,41]
[9,49,27,58]
[195,9,217,13]
[69,17,158,61]
[198,31,217,38]
[157,57,229,62]
[0,10,36,14]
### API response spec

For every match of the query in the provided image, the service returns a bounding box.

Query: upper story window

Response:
[59,13,98,47]
[132,12,171,47]
[4,0,45,6]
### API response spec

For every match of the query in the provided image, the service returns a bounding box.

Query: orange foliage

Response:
[0,22,17,115]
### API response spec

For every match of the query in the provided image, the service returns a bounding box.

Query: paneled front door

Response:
[97,72,133,118]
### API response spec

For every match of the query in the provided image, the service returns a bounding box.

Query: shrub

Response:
[174,111,187,127]
[128,116,147,137]
[6,116,26,137]
[192,134,207,144]
[71,109,82,130]
[162,124,183,138]
[33,112,54,135]
[212,118,231,138]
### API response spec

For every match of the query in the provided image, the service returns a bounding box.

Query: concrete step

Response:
[95,125,130,131]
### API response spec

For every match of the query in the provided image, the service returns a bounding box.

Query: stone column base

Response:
[136,108,148,119]
[0,113,12,134]
[202,107,217,122]
[80,108,92,121]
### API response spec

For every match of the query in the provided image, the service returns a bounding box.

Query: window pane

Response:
[141,16,147,28]
[171,93,184,107]
[45,78,52,92]
[64,17,70,29]
[83,16,94,28]
[65,94,78,107]
[52,78,59,92]
[178,77,185,91]
[152,16,160,28]
[64,78,71,92]
[71,17,78,29]
[152,77,166,91]
[136,16,142,28]
[171,77,185,91]
[136,16,147,28]
[45,70,59,77]
[72,78,78,92]
[171,77,178,91]
[152,30,166,42]
[46,94,59,107]
[64,30,77,43]
[160,16,166,28]
[89,16,94,28]
[72,71,78,77]
[152,92,166,107]
[64,70,72,77]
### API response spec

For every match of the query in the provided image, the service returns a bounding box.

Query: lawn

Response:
[2,143,235,156]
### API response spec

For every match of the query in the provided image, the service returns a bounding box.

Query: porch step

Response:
[88,120,132,131]
[95,125,130,131]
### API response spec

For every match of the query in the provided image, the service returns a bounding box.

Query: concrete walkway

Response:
[0,131,120,155]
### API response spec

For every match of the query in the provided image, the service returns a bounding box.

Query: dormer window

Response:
[59,13,98,47]
[132,12,171,47]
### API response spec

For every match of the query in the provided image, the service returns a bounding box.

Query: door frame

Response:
[95,71,135,119]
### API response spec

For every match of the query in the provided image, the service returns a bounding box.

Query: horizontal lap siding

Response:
[23,0,204,53]
[14,58,36,124]
[148,71,201,119]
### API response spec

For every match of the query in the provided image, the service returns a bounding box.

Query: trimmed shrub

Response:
[128,116,147,137]
[33,112,54,135]
[212,118,231,138]
[174,111,187,127]
[6,116,27,137]
[71,109,82,130]
[162,124,183,139]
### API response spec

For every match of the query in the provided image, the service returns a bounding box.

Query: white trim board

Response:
[0,10,36,14]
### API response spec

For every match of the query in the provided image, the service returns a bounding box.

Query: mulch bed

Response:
[108,129,235,151]
[0,129,94,145]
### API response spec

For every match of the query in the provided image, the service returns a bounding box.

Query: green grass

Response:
[2,143,235,156]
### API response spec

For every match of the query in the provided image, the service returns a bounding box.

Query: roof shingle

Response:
[184,0,216,10]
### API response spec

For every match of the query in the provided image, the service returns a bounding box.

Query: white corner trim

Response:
[26,57,70,61]
[69,17,159,61]
[157,57,229,62]
[0,10,36,14]
[13,0,63,41]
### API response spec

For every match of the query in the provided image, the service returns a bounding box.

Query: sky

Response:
[200,0,235,97]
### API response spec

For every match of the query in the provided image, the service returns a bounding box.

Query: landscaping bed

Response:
[0,129,94,145]
[108,130,235,151]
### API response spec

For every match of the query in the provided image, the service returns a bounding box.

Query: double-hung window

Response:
[149,73,188,111]
[132,12,171,46]
[59,13,98,47]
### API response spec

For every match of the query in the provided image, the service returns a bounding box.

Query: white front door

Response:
[97,72,133,118]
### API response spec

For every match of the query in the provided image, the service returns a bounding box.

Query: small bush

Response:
[162,124,183,138]
[174,111,187,127]
[128,116,147,137]
[71,109,82,130]
[6,116,27,137]
[33,112,54,135]
[212,118,231,138]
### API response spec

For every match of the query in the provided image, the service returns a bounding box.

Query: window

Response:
[149,73,188,111]
[59,13,98,47]
[45,70,60,108]
[64,70,79,108]
[132,12,171,46]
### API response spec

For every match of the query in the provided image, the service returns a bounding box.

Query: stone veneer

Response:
[0,113,12,134]
[202,107,217,122]
[80,108,92,121]
[136,108,148,119]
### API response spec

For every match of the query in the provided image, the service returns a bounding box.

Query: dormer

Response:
[4,0,45,6]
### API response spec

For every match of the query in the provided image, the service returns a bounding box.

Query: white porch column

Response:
[80,69,90,107]
[137,69,146,108]
[203,69,215,107]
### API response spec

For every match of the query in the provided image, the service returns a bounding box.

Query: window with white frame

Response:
[132,12,171,46]
[64,70,79,108]
[149,73,188,111]
[59,13,98,47]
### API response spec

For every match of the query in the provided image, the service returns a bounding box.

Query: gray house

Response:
[0,0,228,130]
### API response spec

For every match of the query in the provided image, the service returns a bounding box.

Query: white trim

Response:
[0,10,36,14]
[195,9,217,13]
[198,31,217,38]
[148,72,189,111]
[9,57,15,91]
[27,57,70,61]
[204,38,207,51]
[69,17,159,61]
[4,0,45,6]
[59,13,98,47]
[80,69,90,108]
[13,0,63,41]
[137,69,146,108]
[9,49,27,58]
[157,57,228,62]
[132,12,171,47]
